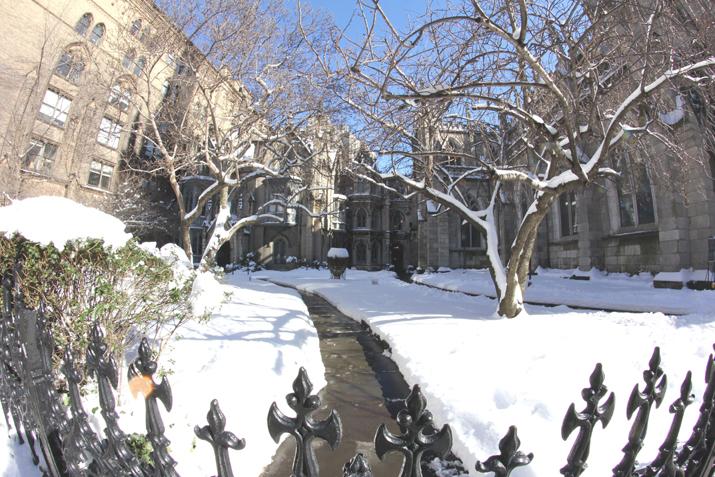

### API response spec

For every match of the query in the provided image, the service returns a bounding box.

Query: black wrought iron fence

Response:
[1,271,714,477]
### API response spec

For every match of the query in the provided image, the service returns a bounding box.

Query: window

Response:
[461,222,483,248]
[391,210,405,231]
[23,138,57,174]
[371,209,381,229]
[355,208,367,228]
[55,51,85,83]
[355,241,367,264]
[89,23,105,45]
[559,191,578,236]
[97,117,122,149]
[356,180,370,194]
[190,229,203,263]
[38,89,71,127]
[75,13,92,36]
[133,56,146,76]
[615,154,655,227]
[108,85,131,111]
[122,49,135,69]
[87,160,114,190]
[130,19,142,37]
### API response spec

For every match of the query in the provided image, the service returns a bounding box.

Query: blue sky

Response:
[303,0,429,36]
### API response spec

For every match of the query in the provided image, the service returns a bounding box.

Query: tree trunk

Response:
[199,188,230,272]
[497,192,555,318]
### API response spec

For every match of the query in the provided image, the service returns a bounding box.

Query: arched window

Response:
[273,238,287,264]
[55,49,85,84]
[391,210,405,231]
[130,19,142,37]
[355,242,367,265]
[371,209,381,229]
[355,208,367,228]
[75,13,93,36]
[133,56,146,76]
[122,49,135,69]
[89,23,105,45]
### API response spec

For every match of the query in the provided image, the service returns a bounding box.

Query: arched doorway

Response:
[216,242,231,267]
[273,238,287,264]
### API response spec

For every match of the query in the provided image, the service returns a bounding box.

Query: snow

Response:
[414,267,715,315]
[658,95,685,126]
[189,271,225,317]
[1,273,326,476]
[255,268,714,477]
[0,196,131,249]
[327,247,349,258]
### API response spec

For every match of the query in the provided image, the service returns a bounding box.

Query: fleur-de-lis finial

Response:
[475,426,533,477]
[267,367,342,477]
[613,347,667,477]
[128,337,177,476]
[561,363,615,477]
[374,384,452,477]
[343,452,373,477]
[195,399,245,477]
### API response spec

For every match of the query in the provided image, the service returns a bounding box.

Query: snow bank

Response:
[257,269,715,477]
[189,271,225,317]
[2,275,326,476]
[414,267,715,315]
[327,247,349,259]
[0,196,131,249]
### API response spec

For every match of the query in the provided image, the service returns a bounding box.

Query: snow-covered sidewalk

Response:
[0,274,326,477]
[413,267,715,314]
[257,268,715,476]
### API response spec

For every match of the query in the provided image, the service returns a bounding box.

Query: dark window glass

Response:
[55,51,85,83]
[23,138,57,174]
[75,13,92,36]
[89,23,105,45]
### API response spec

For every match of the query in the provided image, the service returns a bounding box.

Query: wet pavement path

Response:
[260,291,409,476]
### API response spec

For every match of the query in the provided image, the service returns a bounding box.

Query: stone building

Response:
[0,0,190,209]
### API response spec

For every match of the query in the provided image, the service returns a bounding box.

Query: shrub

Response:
[0,235,192,375]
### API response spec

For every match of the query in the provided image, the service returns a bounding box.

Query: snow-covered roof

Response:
[0,196,131,249]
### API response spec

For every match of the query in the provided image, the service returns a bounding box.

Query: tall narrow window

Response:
[122,49,135,70]
[130,19,142,37]
[89,23,105,45]
[461,221,483,248]
[133,56,146,76]
[55,51,85,84]
[391,210,405,231]
[108,84,131,111]
[75,13,92,36]
[38,89,71,127]
[87,160,114,190]
[616,154,655,227]
[355,208,367,228]
[23,138,57,174]
[97,117,122,149]
[559,191,578,236]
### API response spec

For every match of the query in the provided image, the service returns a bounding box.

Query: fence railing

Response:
[1,271,714,477]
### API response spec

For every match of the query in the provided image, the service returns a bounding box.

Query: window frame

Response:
[97,116,122,149]
[614,153,656,228]
[460,221,484,249]
[558,191,578,237]
[86,160,114,191]
[355,208,368,228]
[23,138,58,175]
[37,88,72,128]
[89,23,105,45]
[55,51,85,84]
[74,13,93,36]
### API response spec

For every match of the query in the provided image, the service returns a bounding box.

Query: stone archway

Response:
[216,242,231,267]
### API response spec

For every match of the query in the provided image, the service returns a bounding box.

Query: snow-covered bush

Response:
[0,235,192,374]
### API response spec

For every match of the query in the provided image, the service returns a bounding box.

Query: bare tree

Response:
[308,0,715,317]
[110,0,338,270]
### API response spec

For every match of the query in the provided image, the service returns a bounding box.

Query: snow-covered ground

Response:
[413,267,715,314]
[0,273,326,477]
[256,268,715,476]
